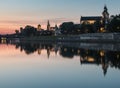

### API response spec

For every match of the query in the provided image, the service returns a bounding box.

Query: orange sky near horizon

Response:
[0,22,42,34]
[0,17,79,34]
[0,0,119,34]
[0,19,57,34]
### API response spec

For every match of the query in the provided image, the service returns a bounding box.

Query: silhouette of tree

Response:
[94,20,101,32]
[60,22,75,35]
[81,23,94,33]
[22,43,38,55]
[22,25,37,37]
[108,14,120,32]
[15,30,19,34]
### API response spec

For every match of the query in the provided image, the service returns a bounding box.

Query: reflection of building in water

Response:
[38,49,42,55]
[80,49,120,76]
[100,50,105,57]
[38,44,56,59]
[0,37,1,43]
[38,45,42,55]
[59,46,79,58]
[100,50,109,75]
[10,42,120,75]
[80,50,107,75]
[57,45,120,75]
[0,37,7,44]
[101,58,109,76]
[54,44,59,55]
[47,47,50,58]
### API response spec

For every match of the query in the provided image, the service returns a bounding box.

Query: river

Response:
[0,42,120,88]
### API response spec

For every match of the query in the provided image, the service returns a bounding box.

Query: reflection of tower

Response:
[102,5,109,30]
[101,51,109,76]
[102,61,108,76]
[47,48,50,59]
[38,49,41,55]
[47,20,50,30]
[38,45,42,55]
[54,44,59,55]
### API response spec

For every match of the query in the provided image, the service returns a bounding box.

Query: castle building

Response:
[37,24,42,31]
[80,5,110,32]
[80,16,102,24]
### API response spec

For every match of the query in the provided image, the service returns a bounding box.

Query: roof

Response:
[81,16,102,21]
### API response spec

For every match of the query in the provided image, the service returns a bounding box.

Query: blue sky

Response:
[0,0,120,34]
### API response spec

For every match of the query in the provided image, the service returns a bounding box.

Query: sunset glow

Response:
[0,0,120,34]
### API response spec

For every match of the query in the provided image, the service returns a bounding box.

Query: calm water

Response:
[0,42,120,88]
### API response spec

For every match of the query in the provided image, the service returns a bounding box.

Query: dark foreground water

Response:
[0,42,120,88]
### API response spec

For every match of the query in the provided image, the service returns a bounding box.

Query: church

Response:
[80,5,109,33]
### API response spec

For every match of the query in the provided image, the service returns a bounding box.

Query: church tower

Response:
[102,5,109,29]
[37,24,41,31]
[47,20,50,30]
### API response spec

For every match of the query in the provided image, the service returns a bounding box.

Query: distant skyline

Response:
[0,0,120,34]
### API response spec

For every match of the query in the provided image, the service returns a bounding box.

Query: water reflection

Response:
[1,40,120,76]
[60,45,120,75]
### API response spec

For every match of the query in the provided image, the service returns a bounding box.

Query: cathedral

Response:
[102,5,110,29]
[80,5,110,32]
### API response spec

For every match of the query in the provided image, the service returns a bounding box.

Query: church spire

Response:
[47,20,50,30]
[104,5,108,12]
[102,5,109,29]
[102,5,109,18]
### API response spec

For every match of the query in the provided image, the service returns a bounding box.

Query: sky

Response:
[0,0,120,34]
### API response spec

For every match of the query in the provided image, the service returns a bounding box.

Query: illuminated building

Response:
[80,5,110,32]
[80,16,102,24]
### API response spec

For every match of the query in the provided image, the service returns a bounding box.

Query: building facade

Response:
[80,5,110,33]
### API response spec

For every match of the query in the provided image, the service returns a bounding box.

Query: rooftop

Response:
[81,16,102,21]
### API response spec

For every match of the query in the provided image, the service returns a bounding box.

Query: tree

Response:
[94,20,101,32]
[81,23,94,33]
[60,22,75,35]
[108,15,120,32]
[15,30,19,34]
[22,25,37,37]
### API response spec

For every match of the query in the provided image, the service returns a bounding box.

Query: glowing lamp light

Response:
[100,51,105,57]
[88,57,95,62]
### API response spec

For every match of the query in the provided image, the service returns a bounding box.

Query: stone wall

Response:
[58,33,120,43]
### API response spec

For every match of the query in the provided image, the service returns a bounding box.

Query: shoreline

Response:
[19,33,120,43]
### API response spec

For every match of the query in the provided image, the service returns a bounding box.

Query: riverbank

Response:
[20,33,120,43]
